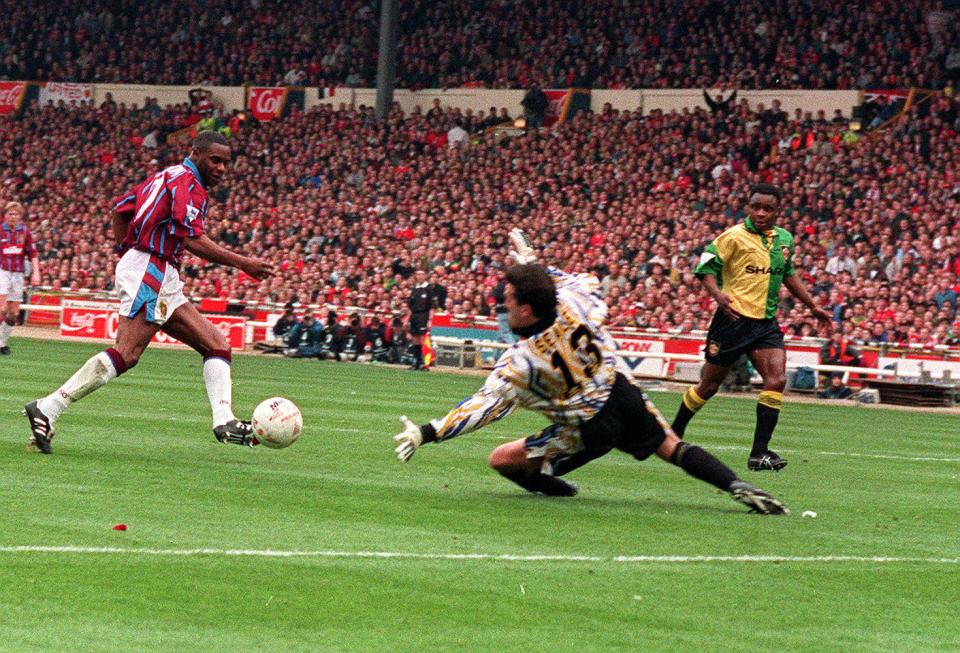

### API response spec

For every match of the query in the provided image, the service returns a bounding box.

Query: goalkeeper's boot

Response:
[508,471,578,497]
[213,419,259,447]
[537,476,579,497]
[729,480,789,515]
[23,400,54,454]
[747,450,787,471]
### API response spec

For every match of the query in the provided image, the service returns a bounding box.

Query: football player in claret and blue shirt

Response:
[0,201,41,355]
[24,131,274,454]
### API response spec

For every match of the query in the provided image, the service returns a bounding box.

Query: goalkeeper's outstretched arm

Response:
[509,228,598,293]
[393,382,517,462]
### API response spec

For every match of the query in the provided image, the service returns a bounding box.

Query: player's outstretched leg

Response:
[488,439,578,497]
[661,438,788,515]
[24,348,129,454]
[23,400,54,454]
[729,480,789,515]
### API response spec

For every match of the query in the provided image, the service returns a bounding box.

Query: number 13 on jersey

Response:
[550,323,603,397]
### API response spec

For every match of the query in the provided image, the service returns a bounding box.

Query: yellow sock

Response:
[758,390,783,411]
[682,387,707,413]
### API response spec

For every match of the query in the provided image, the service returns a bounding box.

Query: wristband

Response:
[420,423,437,443]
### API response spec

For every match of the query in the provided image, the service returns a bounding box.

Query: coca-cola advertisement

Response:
[249,87,286,120]
[0,82,26,115]
[60,300,247,349]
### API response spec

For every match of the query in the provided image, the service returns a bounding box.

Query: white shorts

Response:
[115,249,189,325]
[0,269,25,302]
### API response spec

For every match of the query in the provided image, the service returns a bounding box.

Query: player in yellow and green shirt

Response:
[672,183,832,471]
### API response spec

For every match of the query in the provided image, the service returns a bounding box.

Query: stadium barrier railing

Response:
[21,301,955,399]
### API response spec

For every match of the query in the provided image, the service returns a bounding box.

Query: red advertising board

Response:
[24,293,65,326]
[249,87,285,120]
[0,81,26,115]
[60,300,247,349]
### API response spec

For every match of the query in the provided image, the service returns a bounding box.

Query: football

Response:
[252,397,303,449]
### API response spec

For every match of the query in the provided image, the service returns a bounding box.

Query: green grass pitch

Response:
[1,337,958,652]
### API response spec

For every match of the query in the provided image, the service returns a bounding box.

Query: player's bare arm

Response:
[30,254,40,286]
[112,208,133,246]
[183,234,275,280]
[783,273,832,331]
[698,273,738,320]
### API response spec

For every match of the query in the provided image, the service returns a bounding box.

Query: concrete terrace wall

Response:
[55,85,862,120]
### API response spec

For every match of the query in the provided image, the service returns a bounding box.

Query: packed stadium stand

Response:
[0,1,958,351]
[2,84,958,345]
[0,0,958,89]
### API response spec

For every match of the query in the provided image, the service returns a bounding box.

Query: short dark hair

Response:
[505,264,557,319]
[749,183,783,202]
[193,130,229,151]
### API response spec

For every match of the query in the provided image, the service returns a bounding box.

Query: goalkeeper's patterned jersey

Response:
[694,218,795,319]
[426,267,633,441]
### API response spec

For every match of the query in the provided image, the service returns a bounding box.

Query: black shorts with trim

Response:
[409,311,429,336]
[703,309,784,367]
[529,373,668,477]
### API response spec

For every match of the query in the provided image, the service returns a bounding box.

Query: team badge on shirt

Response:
[781,245,790,261]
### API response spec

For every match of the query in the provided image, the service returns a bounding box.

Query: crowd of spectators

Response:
[1,84,959,348]
[0,0,958,90]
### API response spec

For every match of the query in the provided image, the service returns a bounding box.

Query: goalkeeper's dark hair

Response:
[749,182,783,203]
[193,130,229,151]
[505,264,557,320]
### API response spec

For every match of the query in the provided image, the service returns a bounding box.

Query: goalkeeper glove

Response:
[508,228,537,265]
[393,415,423,462]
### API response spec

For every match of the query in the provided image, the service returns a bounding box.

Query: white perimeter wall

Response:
[84,85,863,120]
[92,84,246,112]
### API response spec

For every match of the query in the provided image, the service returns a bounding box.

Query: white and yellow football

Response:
[252,397,303,449]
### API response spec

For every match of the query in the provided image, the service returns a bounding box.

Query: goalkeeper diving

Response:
[391,229,788,514]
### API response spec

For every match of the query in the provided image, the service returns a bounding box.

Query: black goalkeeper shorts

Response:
[528,373,668,477]
[703,309,784,367]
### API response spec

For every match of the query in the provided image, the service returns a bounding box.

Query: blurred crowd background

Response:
[1,0,958,348]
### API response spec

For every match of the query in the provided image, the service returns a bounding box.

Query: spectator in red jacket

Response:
[819,331,863,377]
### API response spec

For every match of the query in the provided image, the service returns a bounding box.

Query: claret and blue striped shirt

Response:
[0,222,37,272]
[113,158,208,268]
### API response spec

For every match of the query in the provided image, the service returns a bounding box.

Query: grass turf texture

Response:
[1,337,958,652]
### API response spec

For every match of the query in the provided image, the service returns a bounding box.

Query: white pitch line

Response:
[809,450,960,462]
[0,546,956,564]
[480,438,960,463]
[704,444,960,463]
